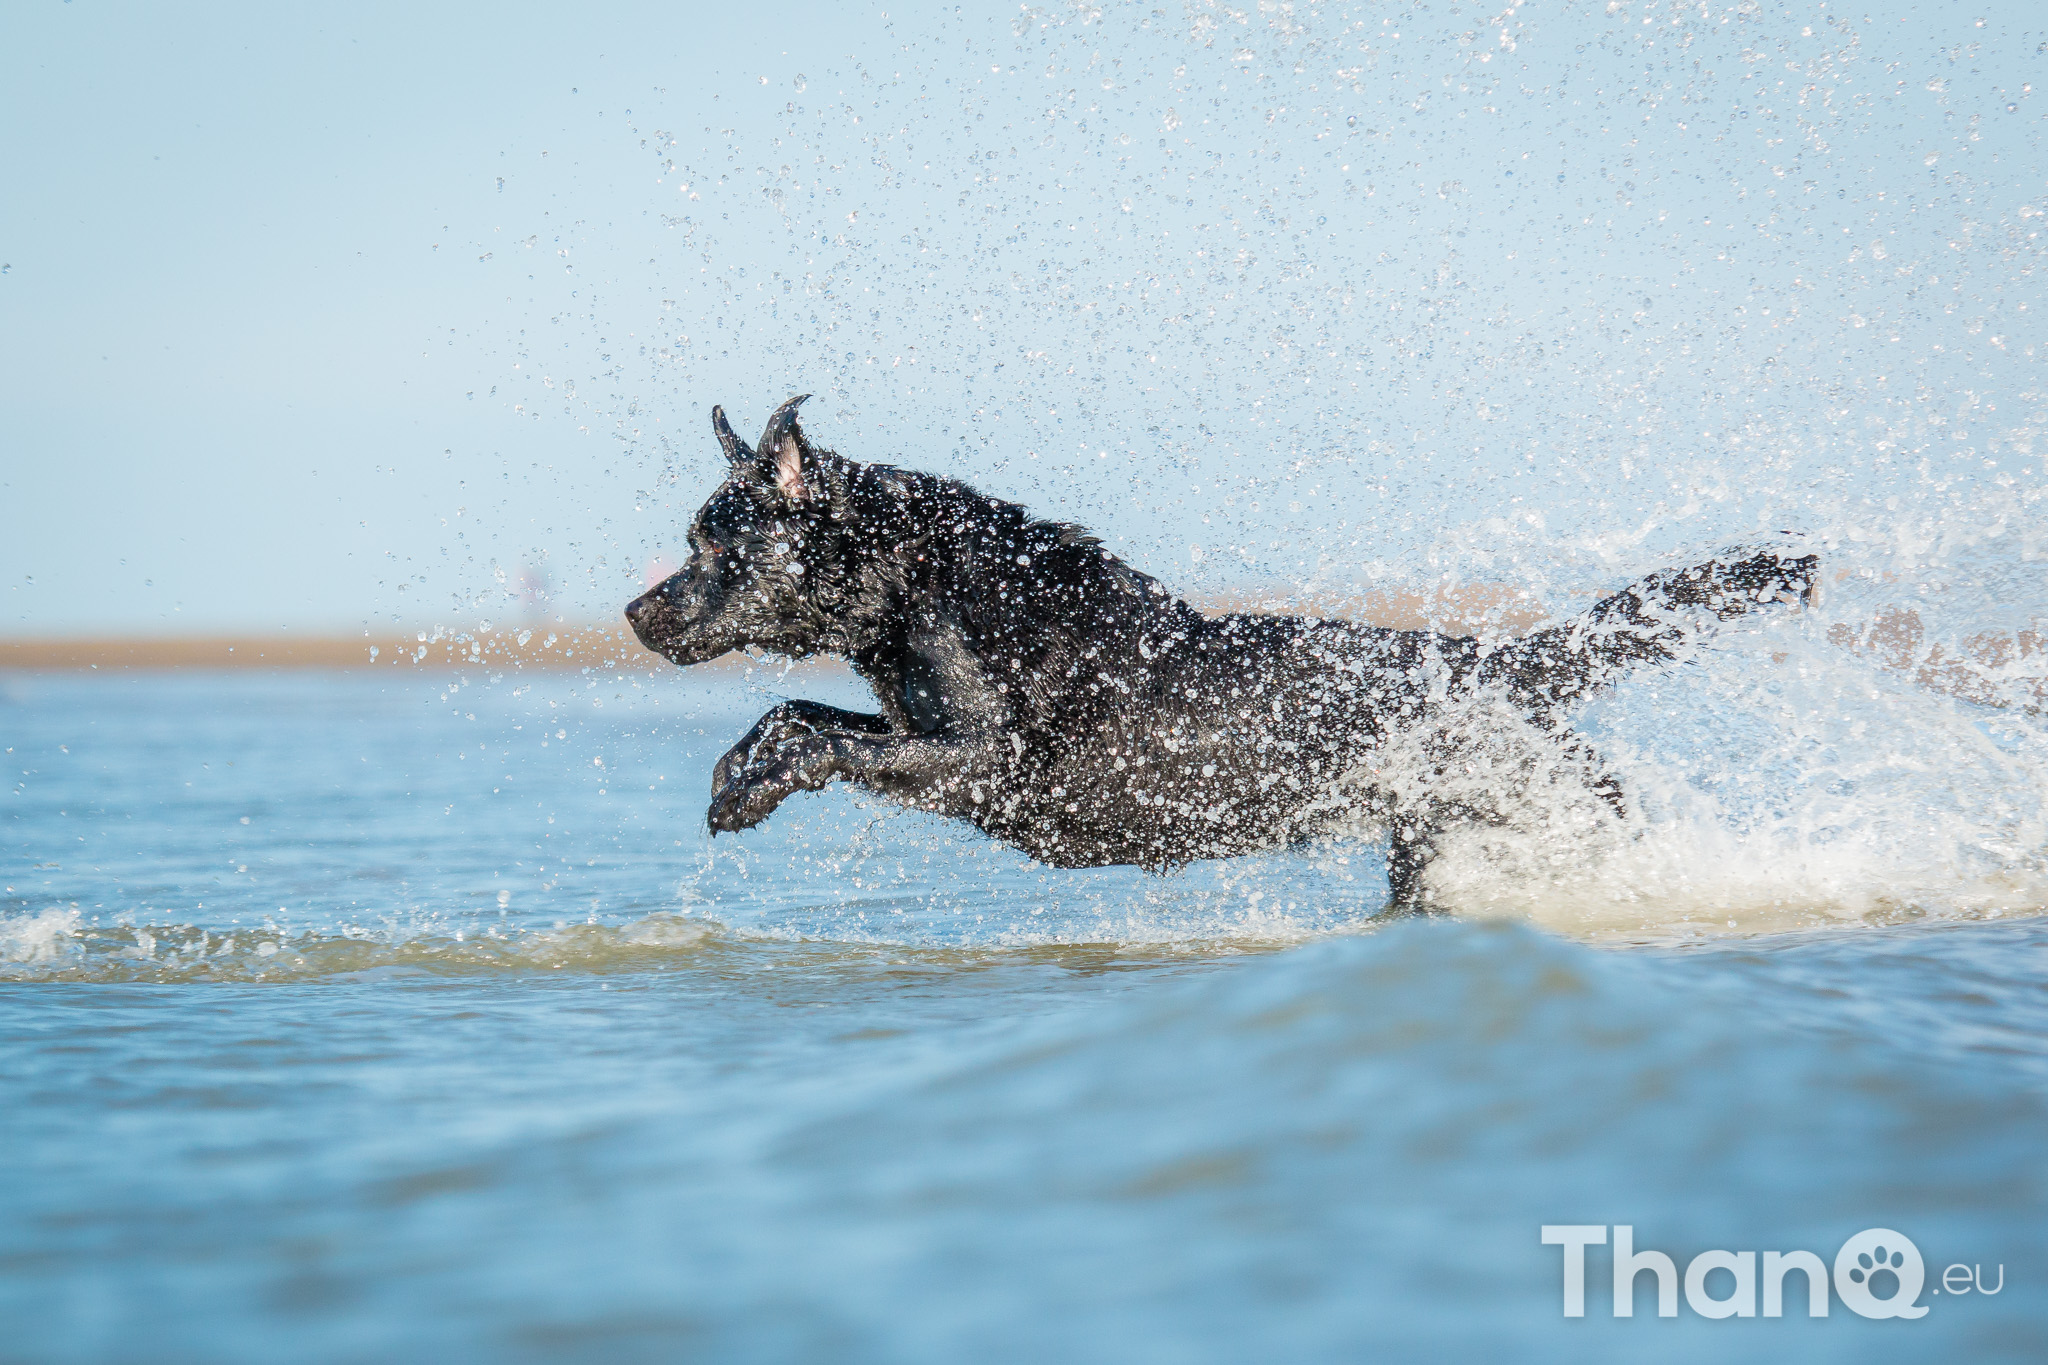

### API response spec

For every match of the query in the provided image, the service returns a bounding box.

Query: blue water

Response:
[3,667,2044,1362]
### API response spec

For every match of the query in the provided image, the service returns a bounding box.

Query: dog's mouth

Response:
[623,596,729,667]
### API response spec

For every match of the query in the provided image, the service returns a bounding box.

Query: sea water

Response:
[2,651,2045,1363]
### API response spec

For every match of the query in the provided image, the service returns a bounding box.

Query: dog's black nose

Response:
[624,594,651,623]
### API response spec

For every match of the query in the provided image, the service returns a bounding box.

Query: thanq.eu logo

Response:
[1542,1225,2004,1320]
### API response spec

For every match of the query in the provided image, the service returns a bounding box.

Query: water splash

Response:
[1412,535,2048,938]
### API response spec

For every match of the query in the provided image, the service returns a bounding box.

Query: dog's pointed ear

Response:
[756,393,815,500]
[712,404,753,466]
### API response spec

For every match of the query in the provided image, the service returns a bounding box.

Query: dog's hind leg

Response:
[1484,535,1819,714]
[1548,731,1628,819]
[1384,818,1445,914]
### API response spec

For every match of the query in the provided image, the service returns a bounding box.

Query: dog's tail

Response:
[1482,533,1819,714]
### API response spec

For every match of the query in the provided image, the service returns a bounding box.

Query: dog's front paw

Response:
[712,708,821,793]
[707,735,838,834]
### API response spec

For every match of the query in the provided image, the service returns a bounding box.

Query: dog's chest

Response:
[896,624,1005,733]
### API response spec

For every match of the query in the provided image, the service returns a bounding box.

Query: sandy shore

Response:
[0,586,1552,673]
[0,624,656,673]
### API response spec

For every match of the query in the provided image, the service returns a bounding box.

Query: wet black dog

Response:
[626,395,1817,905]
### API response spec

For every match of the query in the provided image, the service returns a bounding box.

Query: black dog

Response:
[625,396,1817,905]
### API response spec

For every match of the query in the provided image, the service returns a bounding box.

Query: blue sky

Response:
[2,0,2040,635]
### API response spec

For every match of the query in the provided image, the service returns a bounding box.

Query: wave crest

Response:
[0,911,725,983]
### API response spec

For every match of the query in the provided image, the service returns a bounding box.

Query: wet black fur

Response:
[626,396,1818,905]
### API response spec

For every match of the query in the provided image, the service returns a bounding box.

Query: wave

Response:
[0,906,1270,984]
[0,909,729,983]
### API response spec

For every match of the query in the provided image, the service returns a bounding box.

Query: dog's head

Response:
[625,394,851,667]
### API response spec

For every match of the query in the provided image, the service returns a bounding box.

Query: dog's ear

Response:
[756,393,816,500]
[711,405,754,466]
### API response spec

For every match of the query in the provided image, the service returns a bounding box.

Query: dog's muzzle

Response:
[624,592,728,666]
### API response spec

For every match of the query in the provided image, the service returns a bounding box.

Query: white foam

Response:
[0,909,82,964]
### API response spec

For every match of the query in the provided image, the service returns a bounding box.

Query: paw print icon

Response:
[1850,1246,1907,1296]
[1835,1229,1929,1319]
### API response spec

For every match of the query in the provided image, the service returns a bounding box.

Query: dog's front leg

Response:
[711,700,893,794]
[707,731,1007,833]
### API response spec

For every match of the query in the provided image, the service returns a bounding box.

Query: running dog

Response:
[625,396,1817,905]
